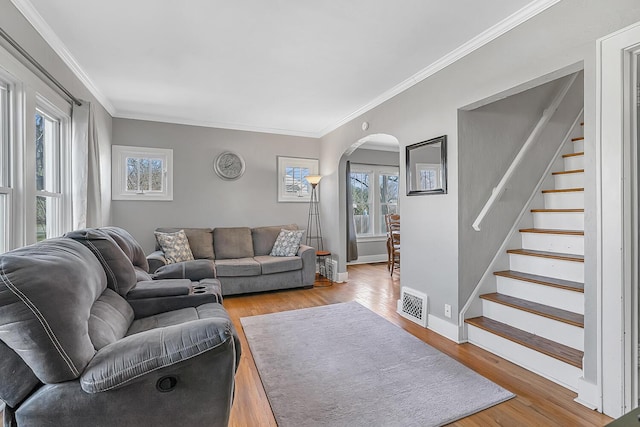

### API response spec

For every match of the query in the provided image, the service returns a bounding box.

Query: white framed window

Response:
[416,162,442,191]
[112,145,173,201]
[277,156,319,202]
[350,164,399,237]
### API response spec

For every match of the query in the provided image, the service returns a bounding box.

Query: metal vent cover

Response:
[397,287,428,327]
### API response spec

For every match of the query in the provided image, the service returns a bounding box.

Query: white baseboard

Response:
[427,314,461,343]
[574,377,600,410]
[347,254,387,265]
[335,271,348,283]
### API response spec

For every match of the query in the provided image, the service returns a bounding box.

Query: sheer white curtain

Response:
[71,102,102,230]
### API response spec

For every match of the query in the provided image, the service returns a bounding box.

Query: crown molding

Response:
[115,110,322,139]
[10,0,116,115]
[318,0,563,137]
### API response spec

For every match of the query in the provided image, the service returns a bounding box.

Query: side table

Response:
[315,250,333,287]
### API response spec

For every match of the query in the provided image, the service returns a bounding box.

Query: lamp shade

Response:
[305,175,322,186]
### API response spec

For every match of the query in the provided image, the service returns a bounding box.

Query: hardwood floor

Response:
[226,263,612,427]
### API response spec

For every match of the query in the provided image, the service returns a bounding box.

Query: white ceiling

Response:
[13,0,558,138]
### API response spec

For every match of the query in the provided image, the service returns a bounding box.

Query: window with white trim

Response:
[350,164,399,237]
[35,102,69,241]
[112,145,173,201]
[277,156,319,202]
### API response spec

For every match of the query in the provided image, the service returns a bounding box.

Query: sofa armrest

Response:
[297,244,316,285]
[80,316,235,393]
[146,250,167,273]
[152,259,216,281]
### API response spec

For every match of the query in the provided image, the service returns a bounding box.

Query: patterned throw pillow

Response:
[270,229,305,257]
[154,229,195,264]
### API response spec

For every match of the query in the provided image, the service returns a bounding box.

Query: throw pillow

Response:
[154,229,195,264]
[270,229,304,257]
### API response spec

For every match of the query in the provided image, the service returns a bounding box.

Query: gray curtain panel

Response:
[345,161,358,262]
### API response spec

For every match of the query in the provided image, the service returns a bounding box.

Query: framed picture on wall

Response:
[277,156,319,202]
[406,135,447,195]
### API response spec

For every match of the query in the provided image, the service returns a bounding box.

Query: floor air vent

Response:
[397,287,428,327]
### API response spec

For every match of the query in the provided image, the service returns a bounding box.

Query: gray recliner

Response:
[65,227,221,318]
[0,238,240,427]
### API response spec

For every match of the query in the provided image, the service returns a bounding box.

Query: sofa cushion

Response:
[252,224,298,256]
[152,259,216,281]
[0,238,105,383]
[134,266,153,282]
[254,255,302,275]
[214,258,261,277]
[213,227,254,259]
[155,230,195,264]
[89,288,134,351]
[65,228,138,297]
[270,229,305,257]
[126,304,225,336]
[155,227,214,260]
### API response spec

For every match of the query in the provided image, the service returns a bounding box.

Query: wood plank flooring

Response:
[226,263,611,427]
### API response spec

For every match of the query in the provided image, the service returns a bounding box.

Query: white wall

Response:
[112,118,320,252]
[319,0,640,389]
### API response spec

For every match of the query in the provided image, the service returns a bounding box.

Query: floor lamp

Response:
[305,175,323,251]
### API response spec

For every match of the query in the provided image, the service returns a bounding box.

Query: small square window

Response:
[277,156,319,202]
[112,145,173,201]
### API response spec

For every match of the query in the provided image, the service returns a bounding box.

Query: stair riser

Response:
[508,253,584,282]
[564,155,584,170]
[573,140,584,152]
[532,212,584,230]
[481,300,584,350]
[467,325,582,391]
[554,172,584,189]
[496,276,584,314]
[521,232,584,255]
[543,192,584,209]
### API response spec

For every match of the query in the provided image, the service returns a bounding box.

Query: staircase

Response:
[465,125,585,391]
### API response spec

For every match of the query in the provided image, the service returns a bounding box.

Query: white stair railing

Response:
[471,72,579,231]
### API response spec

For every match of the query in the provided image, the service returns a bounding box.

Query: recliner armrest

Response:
[146,250,168,273]
[152,259,216,281]
[80,316,235,393]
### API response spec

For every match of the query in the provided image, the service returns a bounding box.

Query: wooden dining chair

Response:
[384,214,400,275]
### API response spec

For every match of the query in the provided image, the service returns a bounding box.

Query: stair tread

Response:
[506,248,584,262]
[541,187,584,193]
[519,228,584,236]
[494,270,584,292]
[563,151,584,158]
[571,136,584,142]
[531,208,584,213]
[480,293,584,327]
[552,169,584,175]
[465,316,583,368]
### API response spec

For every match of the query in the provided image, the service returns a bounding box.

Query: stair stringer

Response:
[458,110,584,342]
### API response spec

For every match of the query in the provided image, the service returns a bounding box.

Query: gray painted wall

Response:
[111,118,319,252]
[0,0,113,224]
[318,0,640,387]
[345,148,400,261]
[458,73,583,309]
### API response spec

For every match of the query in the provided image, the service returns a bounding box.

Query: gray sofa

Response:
[0,237,240,427]
[148,225,316,296]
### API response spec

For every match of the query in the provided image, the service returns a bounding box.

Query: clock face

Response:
[214,152,245,180]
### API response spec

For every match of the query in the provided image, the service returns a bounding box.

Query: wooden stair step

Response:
[480,293,584,327]
[519,228,583,236]
[541,187,584,194]
[571,136,584,142]
[465,316,583,368]
[531,208,583,213]
[562,151,584,158]
[506,248,584,263]
[494,270,584,293]
[552,169,584,175]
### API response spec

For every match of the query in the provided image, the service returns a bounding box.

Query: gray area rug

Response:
[241,301,515,427]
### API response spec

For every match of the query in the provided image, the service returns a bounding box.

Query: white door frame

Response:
[597,21,640,417]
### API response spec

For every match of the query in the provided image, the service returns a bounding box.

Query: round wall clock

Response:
[214,151,245,180]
